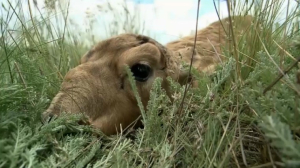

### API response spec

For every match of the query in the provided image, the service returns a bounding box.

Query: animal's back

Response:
[166,15,254,73]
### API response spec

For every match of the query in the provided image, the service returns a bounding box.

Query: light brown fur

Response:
[43,15,255,135]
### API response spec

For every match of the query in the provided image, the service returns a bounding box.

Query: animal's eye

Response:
[130,63,152,82]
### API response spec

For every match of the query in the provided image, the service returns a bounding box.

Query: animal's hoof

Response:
[41,111,56,124]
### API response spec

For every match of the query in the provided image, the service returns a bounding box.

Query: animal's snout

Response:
[42,65,101,119]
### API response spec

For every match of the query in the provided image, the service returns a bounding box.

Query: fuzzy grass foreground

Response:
[1,54,300,167]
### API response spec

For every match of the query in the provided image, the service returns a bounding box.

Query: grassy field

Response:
[1,0,300,167]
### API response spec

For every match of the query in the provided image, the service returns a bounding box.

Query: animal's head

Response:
[43,34,189,135]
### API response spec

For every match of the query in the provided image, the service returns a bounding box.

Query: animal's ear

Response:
[80,49,94,64]
[165,47,199,85]
[166,47,217,85]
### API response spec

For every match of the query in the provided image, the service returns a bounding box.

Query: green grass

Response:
[1,0,300,167]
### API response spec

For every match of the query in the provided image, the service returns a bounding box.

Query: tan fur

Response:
[166,15,254,74]
[43,15,254,135]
